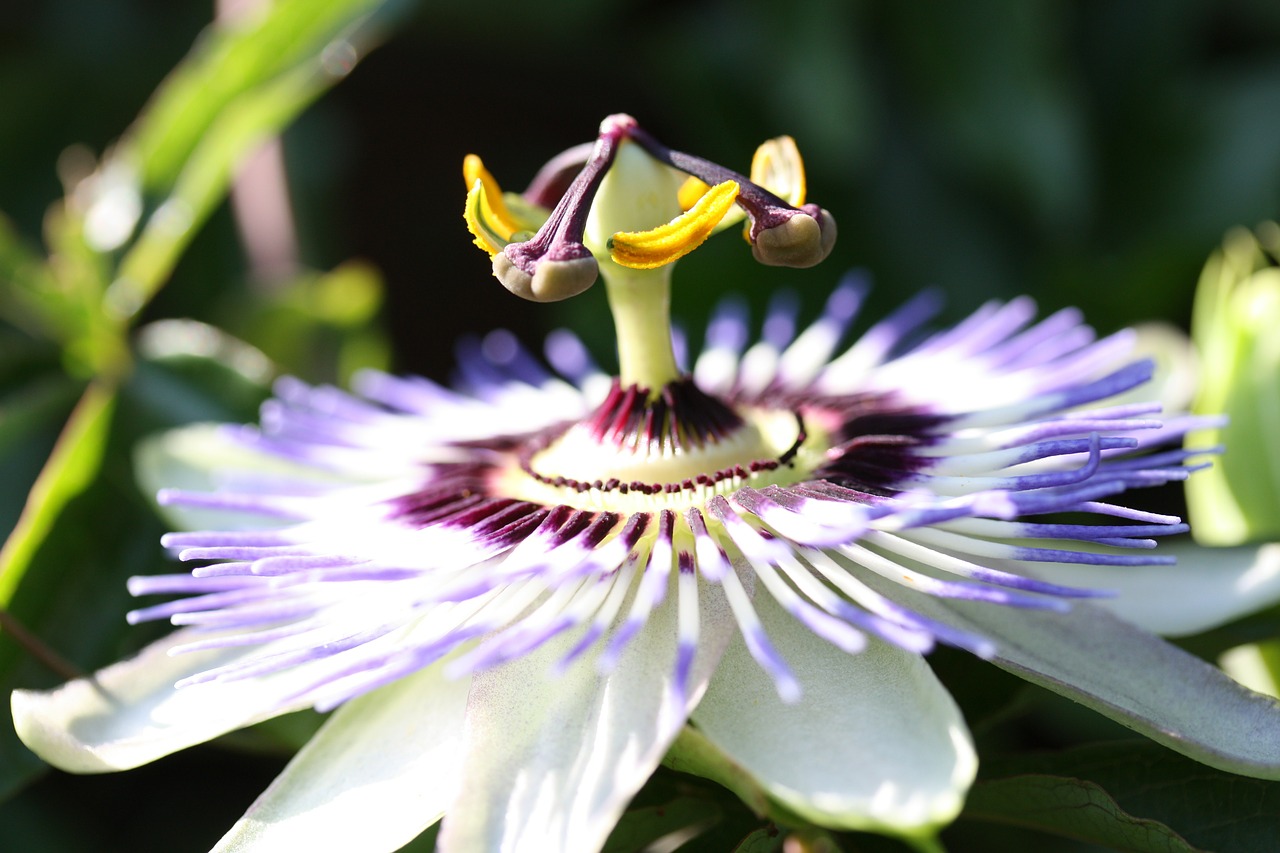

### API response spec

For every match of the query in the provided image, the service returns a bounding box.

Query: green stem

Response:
[601,262,680,393]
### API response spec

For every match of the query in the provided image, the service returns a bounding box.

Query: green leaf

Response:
[127,0,390,193]
[0,215,62,341]
[0,382,116,607]
[965,741,1280,853]
[107,63,346,320]
[732,827,786,853]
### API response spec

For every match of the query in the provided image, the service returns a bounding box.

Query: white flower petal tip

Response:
[212,666,468,853]
[11,630,312,774]
[688,592,975,837]
[1030,541,1280,636]
[909,594,1280,781]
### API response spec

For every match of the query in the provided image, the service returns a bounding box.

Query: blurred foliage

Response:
[1,0,1280,851]
[1187,222,1280,546]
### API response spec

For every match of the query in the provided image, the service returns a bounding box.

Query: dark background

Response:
[6,0,1280,382]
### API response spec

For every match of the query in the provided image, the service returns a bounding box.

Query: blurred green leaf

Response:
[232,261,390,383]
[131,318,274,423]
[108,62,351,321]
[965,741,1280,853]
[127,0,388,193]
[0,215,61,341]
[1187,224,1280,546]
[0,382,116,607]
[0,375,80,465]
[733,826,786,852]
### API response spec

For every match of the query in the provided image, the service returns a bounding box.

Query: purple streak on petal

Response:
[672,324,689,372]
[352,370,465,415]
[460,608,584,674]
[453,335,517,400]
[762,291,800,349]
[1016,522,1189,542]
[928,297,1038,359]
[291,566,424,583]
[862,596,995,658]
[170,600,320,628]
[996,417,1162,448]
[556,622,607,673]
[272,377,385,422]
[171,620,322,653]
[990,433,1103,491]
[156,489,314,520]
[126,586,283,625]
[1002,479,1134,515]
[177,545,311,562]
[1008,545,1177,566]
[982,307,1088,369]
[686,507,731,582]
[826,270,870,325]
[178,624,399,687]
[1100,447,1219,473]
[1075,501,1181,525]
[740,621,801,703]
[958,566,1113,597]
[599,511,675,671]
[544,328,599,383]
[672,639,696,708]
[818,596,932,653]
[1062,402,1163,422]
[1043,355,1149,402]
[707,496,794,565]
[858,288,944,361]
[704,296,750,354]
[733,488,866,547]
[481,329,554,387]
[191,561,259,578]
[250,555,368,576]
[1011,436,1136,466]
[127,573,258,596]
[765,587,867,654]
[161,530,291,549]
[885,569,1075,609]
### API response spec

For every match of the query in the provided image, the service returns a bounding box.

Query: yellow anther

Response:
[463,154,536,256]
[751,135,806,207]
[608,180,740,270]
[677,176,712,212]
[464,178,511,256]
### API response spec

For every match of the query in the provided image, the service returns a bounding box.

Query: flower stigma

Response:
[466,114,838,516]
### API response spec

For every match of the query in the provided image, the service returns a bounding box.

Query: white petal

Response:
[212,664,469,853]
[899,592,1280,779]
[11,629,315,773]
[691,589,975,836]
[437,575,734,853]
[1025,542,1280,636]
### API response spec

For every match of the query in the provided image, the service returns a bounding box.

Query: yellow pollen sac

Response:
[463,155,524,256]
[751,135,807,207]
[677,176,712,212]
[608,180,740,270]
